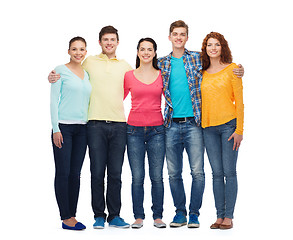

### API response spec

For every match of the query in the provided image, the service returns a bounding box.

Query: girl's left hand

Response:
[228,132,243,151]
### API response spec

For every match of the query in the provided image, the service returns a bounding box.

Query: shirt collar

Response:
[97,53,119,61]
[167,48,190,60]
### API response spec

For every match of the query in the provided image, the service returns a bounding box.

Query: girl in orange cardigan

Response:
[201,32,244,230]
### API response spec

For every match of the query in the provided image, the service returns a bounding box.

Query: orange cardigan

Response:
[201,63,244,135]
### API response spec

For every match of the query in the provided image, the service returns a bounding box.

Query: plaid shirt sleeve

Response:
[183,50,202,126]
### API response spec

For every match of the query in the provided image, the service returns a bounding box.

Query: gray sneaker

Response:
[131,223,143,228]
[154,221,166,228]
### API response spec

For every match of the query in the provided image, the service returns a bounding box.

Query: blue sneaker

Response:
[109,216,130,228]
[170,212,187,227]
[93,217,105,229]
[188,214,200,228]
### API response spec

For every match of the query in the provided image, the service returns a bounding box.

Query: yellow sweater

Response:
[201,63,244,135]
[82,53,132,122]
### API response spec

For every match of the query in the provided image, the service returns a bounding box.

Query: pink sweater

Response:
[124,70,164,126]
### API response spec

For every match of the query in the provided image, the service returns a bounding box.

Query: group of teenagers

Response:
[49,20,244,231]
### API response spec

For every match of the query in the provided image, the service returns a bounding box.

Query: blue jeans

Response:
[87,120,127,222]
[203,119,238,219]
[165,119,205,216]
[51,124,87,220]
[127,125,165,220]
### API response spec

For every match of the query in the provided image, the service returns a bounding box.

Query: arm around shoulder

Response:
[48,69,61,83]
[233,64,244,78]
[50,68,62,133]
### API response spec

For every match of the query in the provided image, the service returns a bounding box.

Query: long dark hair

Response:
[136,38,159,70]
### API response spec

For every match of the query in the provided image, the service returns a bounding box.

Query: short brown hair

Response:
[201,32,232,70]
[169,20,189,36]
[99,25,119,41]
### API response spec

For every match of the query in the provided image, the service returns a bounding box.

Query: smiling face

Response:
[169,27,188,50]
[137,41,156,65]
[206,38,222,59]
[68,40,87,64]
[99,33,119,59]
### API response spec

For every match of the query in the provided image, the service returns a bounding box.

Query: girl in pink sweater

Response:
[124,38,166,228]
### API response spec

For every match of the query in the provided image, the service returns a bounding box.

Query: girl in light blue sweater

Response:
[50,36,91,230]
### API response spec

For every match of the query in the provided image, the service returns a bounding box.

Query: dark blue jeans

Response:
[51,124,87,220]
[87,120,127,222]
[127,125,165,220]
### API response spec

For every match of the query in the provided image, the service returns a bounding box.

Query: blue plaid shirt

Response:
[158,49,202,128]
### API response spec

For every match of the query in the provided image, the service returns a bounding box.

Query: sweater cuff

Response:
[52,124,60,133]
[235,129,243,135]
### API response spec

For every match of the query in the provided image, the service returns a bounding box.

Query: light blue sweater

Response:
[50,65,92,133]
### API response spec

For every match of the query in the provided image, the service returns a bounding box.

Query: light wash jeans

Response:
[203,118,238,219]
[127,124,165,220]
[165,119,205,216]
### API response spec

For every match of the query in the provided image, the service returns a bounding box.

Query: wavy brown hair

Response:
[201,32,232,70]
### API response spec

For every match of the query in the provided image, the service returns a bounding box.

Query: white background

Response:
[1,0,292,239]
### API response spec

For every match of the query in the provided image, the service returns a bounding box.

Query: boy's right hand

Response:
[48,70,61,83]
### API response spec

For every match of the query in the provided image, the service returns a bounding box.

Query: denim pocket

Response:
[153,125,165,134]
[58,123,68,128]
[224,118,237,128]
[187,118,196,126]
[86,120,95,127]
[126,125,136,135]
